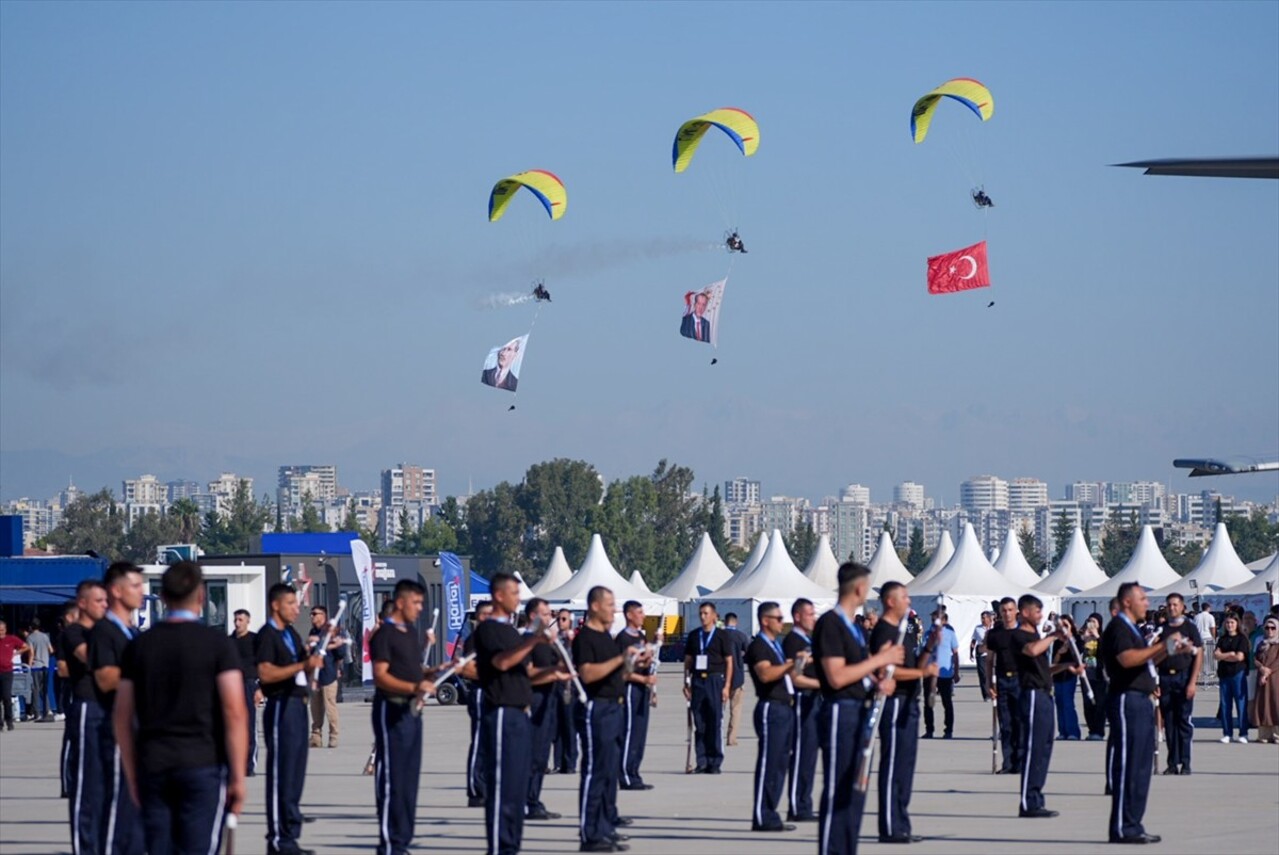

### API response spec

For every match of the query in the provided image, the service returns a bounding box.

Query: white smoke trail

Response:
[528,236,723,278]
[476,291,537,310]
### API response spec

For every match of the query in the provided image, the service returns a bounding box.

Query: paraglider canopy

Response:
[911,78,994,144]
[488,170,567,222]
[672,107,759,173]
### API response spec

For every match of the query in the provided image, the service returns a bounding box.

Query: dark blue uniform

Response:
[812,607,873,855]
[1102,614,1158,842]
[474,618,534,855]
[257,619,310,855]
[369,618,425,855]
[985,623,1023,773]
[62,621,104,855]
[684,624,733,773]
[870,616,922,842]
[616,626,652,789]
[230,629,259,776]
[782,628,821,821]
[1011,626,1056,816]
[1156,618,1201,774]
[525,633,560,815]
[461,631,487,804]
[744,633,794,831]
[88,613,145,855]
[574,624,625,849]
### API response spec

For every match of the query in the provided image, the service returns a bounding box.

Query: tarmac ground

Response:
[2,669,1277,854]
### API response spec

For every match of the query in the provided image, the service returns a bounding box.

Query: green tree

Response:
[121,509,183,564]
[696,486,731,559]
[784,520,819,566]
[596,475,660,583]
[46,488,125,558]
[1225,508,1279,563]
[1017,521,1046,573]
[292,491,329,534]
[1050,510,1075,566]
[416,516,458,554]
[1163,539,1202,576]
[905,526,928,575]
[438,497,470,555]
[392,507,416,554]
[464,482,531,577]
[198,479,271,554]
[169,498,203,544]
[1099,511,1141,576]
[520,459,602,572]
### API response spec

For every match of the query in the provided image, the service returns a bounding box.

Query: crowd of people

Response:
[4,558,1279,854]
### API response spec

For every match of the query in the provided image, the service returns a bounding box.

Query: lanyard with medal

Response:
[835,606,873,692]
[694,627,716,672]
[759,633,794,695]
[272,618,308,687]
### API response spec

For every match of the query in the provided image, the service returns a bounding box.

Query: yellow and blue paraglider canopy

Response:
[672,108,759,173]
[488,170,567,222]
[910,78,994,144]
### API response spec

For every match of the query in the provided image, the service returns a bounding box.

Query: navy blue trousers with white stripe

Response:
[620,682,651,788]
[576,699,622,846]
[67,697,105,855]
[243,678,259,776]
[995,674,1023,772]
[264,696,309,854]
[689,674,725,772]
[877,696,920,839]
[373,696,422,855]
[526,688,557,812]
[788,692,822,819]
[466,686,487,800]
[1018,688,1055,814]
[751,699,793,830]
[817,698,870,855]
[482,704,531,855]
[139,765,228,855]
[1107,691,1154,841]
[97,703,144,855]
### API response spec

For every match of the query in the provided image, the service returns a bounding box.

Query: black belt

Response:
[1002,671,1016,678]
[1164,669,1178,675]
[379,694,412,706]
[692,672,725,680]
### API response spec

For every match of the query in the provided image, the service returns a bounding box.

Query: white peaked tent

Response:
[989,547,1001,563]
[866,532,911,591]
[659,532,733,601]
[1063,526,1180,621]
[911,523,1043,665]
[1219,552,1279,601]
[1247,552,1277,572]
[540,534,671,628]
[531,546,574,595]
[802,534,841,590]
[1035,527,1107,596]
[907,530,955,591]
[701,530,836,634]
[737,532,769,579]
[628,570,652,593]
[512,571,535,601]
[994,528,1043,589]
[1153,523,1253,597]
[712,530,781,596]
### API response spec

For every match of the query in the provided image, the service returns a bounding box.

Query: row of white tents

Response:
[519,522,1277,665]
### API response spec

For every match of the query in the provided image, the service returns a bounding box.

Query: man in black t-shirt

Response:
[682,602,734,774]
[474,574,557,855]
[573,585,649,852]
[743,600,797,833]
[257,583,324,855]
[616,600,658,791]
[231,608,261,776]
[552,608,579,774]
[369,578,439,855]
[870,583,939,843]
[812,563,903,855]
[723,612,750,746]
[114,562,248,855]
[1156,593,1203,775]
[1011,594,1083,819]
[984,597,1023,774]
[782,598,822,823]
[63,579,108,855]
[1101,582,1184,845]
[88,561,147,855]
[525,597,569,821]
[458,600,493,806]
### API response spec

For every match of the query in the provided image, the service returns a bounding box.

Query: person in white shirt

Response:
[1194,604,1216,641]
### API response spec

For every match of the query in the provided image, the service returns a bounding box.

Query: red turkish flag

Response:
[926,240,990,294]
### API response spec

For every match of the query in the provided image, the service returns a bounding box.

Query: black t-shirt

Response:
[462,630,479,686]
[528,632,561,695]
[869,617,919,699]
[88,617,136,711]
[685,626,733,675]
[1011,627,1053,691]
[744,635,792,702]
[474,619,532,708]
[121,622,240,775]
[257,621,308,700]
[61,623,95,701]
[984,625,1020,675]
[782,629,817,693]
[615,627,649,693]
[230,631,258,680]
[573,625,623,701]
[308,626,339,687]
[1216,634,1249,679]
[812,609,870,701]
[369,620,423,695]
[1101,616,1157,695]
[725,627,750,690]
[1158,620,1202,676]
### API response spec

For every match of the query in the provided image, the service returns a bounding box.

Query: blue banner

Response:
[440,552,467,659]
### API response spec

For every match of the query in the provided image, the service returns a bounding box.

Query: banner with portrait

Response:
[480,333,529,393]
[680,278,726,348]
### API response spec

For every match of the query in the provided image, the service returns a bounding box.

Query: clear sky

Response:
[2,1,1277,505]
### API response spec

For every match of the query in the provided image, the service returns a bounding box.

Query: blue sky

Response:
[2,1,1277,505]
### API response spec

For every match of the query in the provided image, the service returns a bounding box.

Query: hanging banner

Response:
[351,538,376,682]
[680,278,726,347]
[440,552,467,659]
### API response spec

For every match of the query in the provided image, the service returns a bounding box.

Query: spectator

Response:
[1214,614,1250,743]
[1051,615,1083,740]
[923,610,959,739]
[0,620,31,731]
[1250,617,1279,744]
[1079,613,1107,740]
[308,605,342,749]
[972,611,994,701]
[26,619,53,722]
[1193,603,1216,643]
[722,612,750,746]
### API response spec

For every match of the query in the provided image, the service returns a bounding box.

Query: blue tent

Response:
[0,557,108,605]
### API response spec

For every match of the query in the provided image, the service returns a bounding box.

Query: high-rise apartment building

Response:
[381,464,437,509]
[960,475,1008,514]
[1066,481,1106,505]
[1008,478,1049,515]
[277,465,338,523]
[724,477,761,506]
[893,481,926,510]
[761,496,805,535]
[841,484,871,506]
[123,474,167,506]
[208,473,252,517]
[830,501,868,563]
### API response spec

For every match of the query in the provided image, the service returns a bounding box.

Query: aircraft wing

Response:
[1173,457,1279,477]
[1115,158,1279,179]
